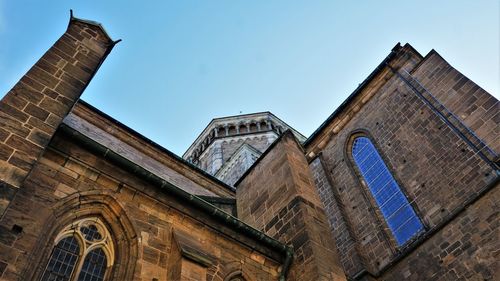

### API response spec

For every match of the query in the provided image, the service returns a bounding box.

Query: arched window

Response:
[351,136,423,245]
[40,218,114,281]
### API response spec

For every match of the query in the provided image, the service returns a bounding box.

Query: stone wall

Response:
[307,46,499,280]
[379,184,499,280]
[220,134,276,163]
[216,144,260,186]
[236,132,346,281]
[1,13,497,281]
[0,131,282,281]
[66,103,234,197]
[0,17,114,216]
[412,51,499,153]
[192,132,277,186]
[309,157,365,277]
[0,15,282,281]
[198,133,276,176]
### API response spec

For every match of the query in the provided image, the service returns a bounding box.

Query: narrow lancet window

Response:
[352,136,424,245]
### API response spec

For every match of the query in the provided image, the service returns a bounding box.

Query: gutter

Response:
[76,99,236,193]
[57,123,294,280]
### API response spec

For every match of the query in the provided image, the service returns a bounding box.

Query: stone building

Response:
[0,13,498,281]
[183,112,306,185]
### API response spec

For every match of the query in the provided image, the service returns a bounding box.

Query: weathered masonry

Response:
[0,12,498,281]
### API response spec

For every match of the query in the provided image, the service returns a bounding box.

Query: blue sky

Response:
[1,1,498,155]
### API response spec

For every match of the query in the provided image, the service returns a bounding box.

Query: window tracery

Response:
[40,218,114,281]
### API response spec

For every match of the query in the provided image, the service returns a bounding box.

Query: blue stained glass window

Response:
[352,137,424,245]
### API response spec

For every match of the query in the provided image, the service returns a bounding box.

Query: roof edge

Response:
[304,42,403,147]
[57,123,292,261]
[410,49,445,75]
[69,9,121,44]
[75,99,236,193]
[235,130,299,187]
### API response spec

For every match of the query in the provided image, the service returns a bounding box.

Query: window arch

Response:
[351,136,423,245]
[224,271,248,281]
[40,218,114,281]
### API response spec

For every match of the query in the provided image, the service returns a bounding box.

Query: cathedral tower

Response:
[183,112,305,185]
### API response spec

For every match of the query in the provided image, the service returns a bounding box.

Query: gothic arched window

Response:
[40,218,114,281]
[351,136,424,245]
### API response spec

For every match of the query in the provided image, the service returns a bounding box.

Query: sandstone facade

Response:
[0,13,498,281]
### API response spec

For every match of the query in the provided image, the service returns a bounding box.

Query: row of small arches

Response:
[188,119,285,163]
[196,135,269,172]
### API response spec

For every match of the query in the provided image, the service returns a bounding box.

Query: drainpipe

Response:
[386,63,498,171]
[279,248,294,281]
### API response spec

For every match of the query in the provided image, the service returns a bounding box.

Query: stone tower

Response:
[183,112,306,185]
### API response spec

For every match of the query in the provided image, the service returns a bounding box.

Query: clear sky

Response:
[1,1,498,155]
